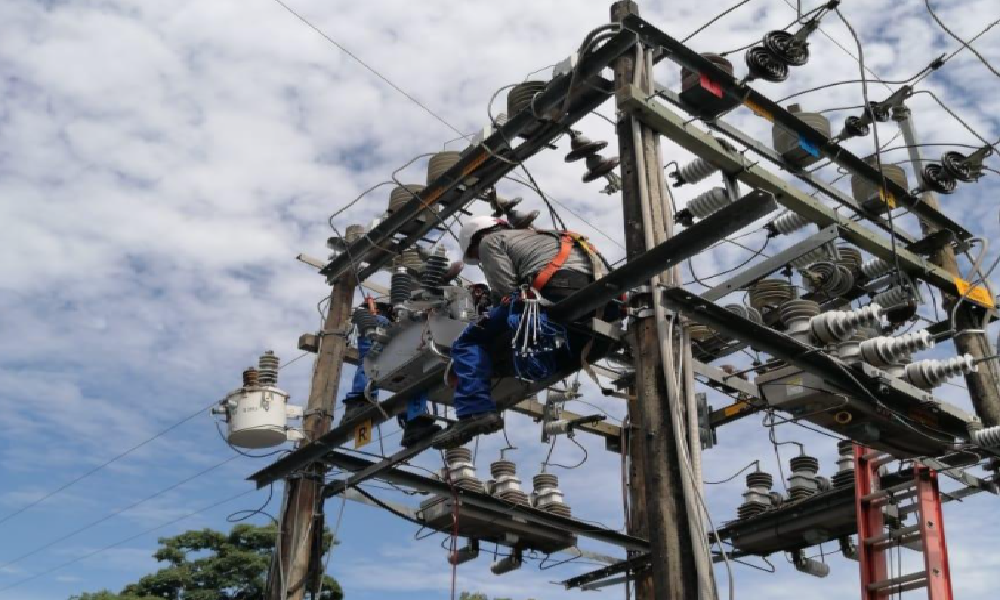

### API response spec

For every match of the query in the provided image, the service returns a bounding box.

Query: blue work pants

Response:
[450,304,514,418]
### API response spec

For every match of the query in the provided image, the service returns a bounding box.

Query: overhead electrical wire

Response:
[0,488,259,592]
[924,0,1000,80]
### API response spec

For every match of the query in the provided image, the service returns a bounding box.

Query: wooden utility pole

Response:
[612,2,701,598]
[896,108,1000,427]
[269,273,357,600]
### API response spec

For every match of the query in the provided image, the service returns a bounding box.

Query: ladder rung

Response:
[860,481,916,503]
[867,571,928,593]
[864,525,921,548]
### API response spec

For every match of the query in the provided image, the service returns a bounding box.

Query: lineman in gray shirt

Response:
[430,215,605,450]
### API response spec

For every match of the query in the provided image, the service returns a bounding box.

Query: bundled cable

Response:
[507,290,569,382]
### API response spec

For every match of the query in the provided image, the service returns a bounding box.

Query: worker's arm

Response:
[477,232,519,297]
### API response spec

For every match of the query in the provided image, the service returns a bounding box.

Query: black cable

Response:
[682,0,757,43]
[227,483,279,524]
[924,0,1000,80]
[353,487,426,528]
[684,235,771,287]
[705,460,760,485]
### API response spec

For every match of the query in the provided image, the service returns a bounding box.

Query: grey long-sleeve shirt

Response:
[477,229,596,297]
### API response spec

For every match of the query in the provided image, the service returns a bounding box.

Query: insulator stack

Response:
[489,459,530,506]
[390,266,413,307]
[421,247,449,295]
[860,257,893,280]
[724,303,763,325]
[748,279,795,313]
[790,246,834,268]
[787,455,821,502]
[780,299,821,344]
[904,355,975,389]
[809,304,882,344]
[836,247,863,273]
[670,156,719,186]
[242,366,259,387]
[388,184,427,214]
[399,248,424,273]
[745,46,789,82]
[769,211,811,236]
[772,104,830,167]
[872,285,913,309]
[490,549,523,575]
[859,330,934,367]
[801,262,854,297]
[834,330,870,364]
[258,351,279,386]
[972,425,1000,448]
[686,187,732,219]
[738,471,775,520]
[352,306,379,337]
[444,447,486,493]
[832,440,856,489]
[344,224,366,244]
[427,151,461,184]
[507,81,547,138]
[921,163,958,195]
[532,473,572,517]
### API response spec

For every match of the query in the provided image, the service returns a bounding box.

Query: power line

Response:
[0,488,258,592]
[682,0,757,43]
[0,456,239,571]
[0,401,217,528]
[266,0,467,138]
[924,0,1000,80]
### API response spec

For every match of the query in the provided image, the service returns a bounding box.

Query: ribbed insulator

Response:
[352,306,379,336]
[746,471,773,489]
[780,299,821,343]
[790,455,819,474]
[771,211,811,236]
[809,304,882,344]
[421,247,449,295]
[738,470,776,520]
[836,247,863,272]
[427,151,461,184]
[790,246,833,268]
[390,267,413,306]
[859,330,934,367]
[973,425,1000,448]
[532,473,571,517]
[687,187,731,219]
[872,286,913,309]
[860,257,892,280]
[507,80,547,138]
[724,304,763,325]
[490,459,517,479]
[802,262,854,297]
[904,355,975,389]
[833,440,855,488]
[749,279,796,312]
[258,351,279,386]
[447,447,472,464]
[676,157,719,186]
[242,366,259,387]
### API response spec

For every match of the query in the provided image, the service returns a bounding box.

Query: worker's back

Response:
[478,228,594,297]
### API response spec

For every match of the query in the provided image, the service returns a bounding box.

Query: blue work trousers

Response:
[344,315,428,423]
[450,304,513,418]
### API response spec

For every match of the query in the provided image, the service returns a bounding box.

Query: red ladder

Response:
[853,445,954,599]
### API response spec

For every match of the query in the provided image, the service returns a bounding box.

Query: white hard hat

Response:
[459,215,506,265]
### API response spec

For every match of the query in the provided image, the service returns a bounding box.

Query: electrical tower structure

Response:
[218,3,1000,599]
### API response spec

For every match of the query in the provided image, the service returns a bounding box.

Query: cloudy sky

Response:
[1,0,999,598]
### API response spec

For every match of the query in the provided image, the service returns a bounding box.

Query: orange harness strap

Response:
[532,233,575,291]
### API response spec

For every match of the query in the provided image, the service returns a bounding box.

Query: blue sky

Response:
[1,0,999,599]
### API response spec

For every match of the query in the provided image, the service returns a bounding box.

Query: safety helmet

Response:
[459,215,508,265]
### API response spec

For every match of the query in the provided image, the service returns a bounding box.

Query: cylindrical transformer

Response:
[222,384,292,449]
[427,151,462,184]
[851,159,908,211]
[507,81,548,138]
[773,104,831,167]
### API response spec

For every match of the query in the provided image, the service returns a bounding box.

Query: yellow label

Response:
[879,188,896,209]
[722,400,750,417]
[955,278,995,308]
[743,98,774,122]
[354,419,373,448]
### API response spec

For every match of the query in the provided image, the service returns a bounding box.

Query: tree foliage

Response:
[70,524,342,600]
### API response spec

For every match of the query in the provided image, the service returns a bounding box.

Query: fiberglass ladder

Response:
[853,444,954,599]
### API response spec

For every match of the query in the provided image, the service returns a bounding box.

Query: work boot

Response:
[400,415,443,448]
[432,411,504,450]
[339,397,368,426]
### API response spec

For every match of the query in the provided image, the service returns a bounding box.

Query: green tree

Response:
[71,524,342,600]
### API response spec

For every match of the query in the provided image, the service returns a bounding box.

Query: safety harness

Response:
[530,230,606,291]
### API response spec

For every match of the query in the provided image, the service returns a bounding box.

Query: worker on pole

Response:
[426,215,608,450]
[340,301,440,447]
